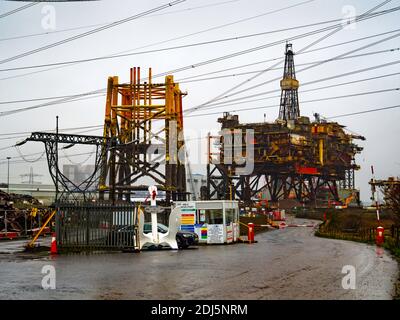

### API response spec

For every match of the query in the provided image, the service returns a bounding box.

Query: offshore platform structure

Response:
[22,68,187,204]
[99,67,187,203]
[206,43,364,205]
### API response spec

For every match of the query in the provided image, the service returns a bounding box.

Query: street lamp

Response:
[6,157,11,194]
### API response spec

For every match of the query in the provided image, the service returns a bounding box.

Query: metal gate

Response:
[56,202,138,252]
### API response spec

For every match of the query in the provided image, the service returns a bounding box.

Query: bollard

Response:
[376,226,384,246]
[248,223,254,243]
[50,232,58,254]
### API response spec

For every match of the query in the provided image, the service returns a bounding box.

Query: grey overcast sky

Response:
[0,0,399,202]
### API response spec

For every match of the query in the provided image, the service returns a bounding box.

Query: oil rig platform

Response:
[206,43,365,206]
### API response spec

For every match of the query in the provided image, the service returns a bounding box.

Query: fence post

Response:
[86,205,90,248]
[24,211,27,237]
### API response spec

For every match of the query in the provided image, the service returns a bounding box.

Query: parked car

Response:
[106,223,198,249]
[106,225,136,248]
[143,222,198,249]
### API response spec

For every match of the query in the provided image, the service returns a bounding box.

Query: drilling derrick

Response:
[279,43,300,121]
[99,67,187,203]
[206,43,364,207]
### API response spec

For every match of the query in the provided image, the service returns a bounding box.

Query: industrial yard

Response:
[0,216,397,300]
[0,0,399,303]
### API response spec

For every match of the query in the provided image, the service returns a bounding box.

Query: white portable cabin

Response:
[172,200,240,244]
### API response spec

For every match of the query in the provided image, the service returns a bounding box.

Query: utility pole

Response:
[55,116,59,202]
[370,165,380,221]
[6,156,11,194]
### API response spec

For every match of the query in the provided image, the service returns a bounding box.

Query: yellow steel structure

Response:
[26,210,56,248]
[100,67,187,203]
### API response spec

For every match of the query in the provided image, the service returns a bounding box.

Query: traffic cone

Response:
[50,232,58,254]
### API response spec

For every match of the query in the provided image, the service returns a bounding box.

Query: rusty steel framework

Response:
[99,67,187,203]
[206,43,365,205]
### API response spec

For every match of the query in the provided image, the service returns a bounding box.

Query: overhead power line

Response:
[1,102,398,163]
[0,124,103,137]
[0,6,397,84]
[0,0,317,81]
[0,93,105,117]
[189,30,400,112]
[0,2,38,19]
[188,87,399,117]
[0,3,400,80]
[178,48,399,84]
[0,0,240,42]
[1,14,371,73]
[327,105,400,119]
[0,0,187,65]
[1,71,398,142]
[2,49,397,107]
[0,3,398,118]
[187,0,395,112]
[196,73,400,111]
[196,61,400,109]
[176,29,400,82]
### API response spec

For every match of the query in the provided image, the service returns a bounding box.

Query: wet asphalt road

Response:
[0,216,398,300]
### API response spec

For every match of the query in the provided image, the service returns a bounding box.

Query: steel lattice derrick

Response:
[100,67,187,203]
[279,43,300,121]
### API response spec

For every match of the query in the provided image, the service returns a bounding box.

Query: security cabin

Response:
[172,200,240,244]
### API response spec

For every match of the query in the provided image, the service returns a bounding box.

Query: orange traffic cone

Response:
[50,232,58,254]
